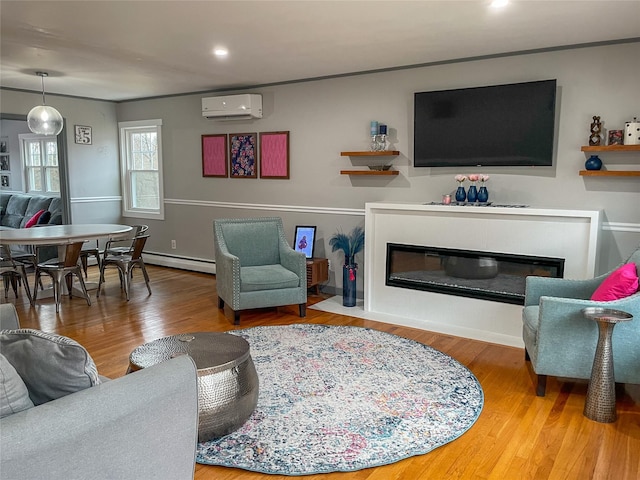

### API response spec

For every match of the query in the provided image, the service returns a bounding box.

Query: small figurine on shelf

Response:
[589,115,602,146]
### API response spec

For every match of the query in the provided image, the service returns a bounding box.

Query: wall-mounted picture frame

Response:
[1,173,11,189]
[294,225,316,259]
[74,125,92,145]
[229,133,257,178]
[0,156,9,171]
[201,134,228,177]
[0,140,7,153]
[260,131,290,179]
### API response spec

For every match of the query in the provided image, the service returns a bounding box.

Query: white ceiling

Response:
[1,1,639,102]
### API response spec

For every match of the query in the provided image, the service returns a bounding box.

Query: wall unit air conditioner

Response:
[201,94,262,120]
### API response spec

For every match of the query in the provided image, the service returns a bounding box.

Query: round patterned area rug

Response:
[196,324,483,475]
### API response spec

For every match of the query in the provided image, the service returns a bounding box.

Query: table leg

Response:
[584,320,617,423]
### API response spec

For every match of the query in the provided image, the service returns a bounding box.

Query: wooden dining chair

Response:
[34,242,91,313]
[97,235,151,301]
[0,245,34,306]
[79,239,101,278]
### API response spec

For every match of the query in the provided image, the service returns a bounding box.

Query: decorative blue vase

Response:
[477,186,489,203]
[342,256,357,307]
[467,185,478,203]
[585,155,602,171]
[455,186,466,202]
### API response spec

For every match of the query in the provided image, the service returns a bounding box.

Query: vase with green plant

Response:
[329,226,364,307]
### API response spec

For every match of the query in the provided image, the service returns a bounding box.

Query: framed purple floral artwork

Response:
[229,133,257,178]
[259,131,290,179]
[202,134,228,177]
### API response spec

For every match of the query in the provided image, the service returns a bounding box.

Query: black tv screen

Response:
[414,79,556,167]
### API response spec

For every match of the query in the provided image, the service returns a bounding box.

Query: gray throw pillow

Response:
[0,353,34,418]
[0,329,101,405]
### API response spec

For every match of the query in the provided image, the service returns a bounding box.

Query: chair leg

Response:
[299,303,306,318]
[80,254,89,279]
[121,264,131,301]
[18,265,34,306]
[33,270,41,304]
[74,268,91,306]
[218,297,224,309]
[535,374,547,397]
[138,260,152,295]
[93,251,101,273]
[50,272,62,314]
[232,309,240,325]
[96,264,105,298]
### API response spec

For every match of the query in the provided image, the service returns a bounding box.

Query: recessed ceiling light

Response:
[213,47,228,58]
[490,0,509,7]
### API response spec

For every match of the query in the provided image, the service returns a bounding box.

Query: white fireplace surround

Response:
[364,202,601,347]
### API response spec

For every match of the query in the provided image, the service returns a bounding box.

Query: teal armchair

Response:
[214,217,307,324]
[522,247,640,396]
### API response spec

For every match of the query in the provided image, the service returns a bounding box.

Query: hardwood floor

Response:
[6,265,639,479]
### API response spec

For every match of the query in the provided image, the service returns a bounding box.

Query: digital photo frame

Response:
[294,226,316,259]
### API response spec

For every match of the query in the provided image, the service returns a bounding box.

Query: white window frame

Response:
[118,119,164,220]
[19,133,61,195]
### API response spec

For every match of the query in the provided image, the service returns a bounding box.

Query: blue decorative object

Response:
[329,227,364,307]
[455,186,466,202]
[477,186,489,203]
[584,155,603,171]
[467,185,478,203]
[342,257,357,307]
[197,324,484,475]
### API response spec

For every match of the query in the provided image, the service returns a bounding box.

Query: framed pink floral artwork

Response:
[201,134,228,177]
[259,131,290,179]
[229,133,257,178]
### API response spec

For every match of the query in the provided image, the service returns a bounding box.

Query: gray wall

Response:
[2,42,639,295]
[0,89,122,226]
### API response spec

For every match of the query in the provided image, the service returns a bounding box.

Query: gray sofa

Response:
[0,192,63,228]
[1,193,65,263]
[0,304,200,480]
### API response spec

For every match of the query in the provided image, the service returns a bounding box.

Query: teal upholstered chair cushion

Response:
[241,265,301,292]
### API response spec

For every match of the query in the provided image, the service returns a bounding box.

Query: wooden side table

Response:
[306,257,329,295]
[582,307,633,423]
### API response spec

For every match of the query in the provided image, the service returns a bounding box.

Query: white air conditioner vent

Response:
[202,94,262,120]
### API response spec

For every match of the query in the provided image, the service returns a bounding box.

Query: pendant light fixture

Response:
[27,72,63,136]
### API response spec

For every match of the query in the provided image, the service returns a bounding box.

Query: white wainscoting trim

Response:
[164,198,364,216]
[70,196,122,203]
[602,222,640,233]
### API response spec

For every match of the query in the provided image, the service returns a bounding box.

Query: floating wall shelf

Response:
[580,145,640,152]
[340,150,400,156]
[340,150,400,175]
[579,170,640,177]
[579,145,639,177]
[340,170,399,176]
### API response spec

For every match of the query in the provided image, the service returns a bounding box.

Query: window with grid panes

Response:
[118,119,164,219]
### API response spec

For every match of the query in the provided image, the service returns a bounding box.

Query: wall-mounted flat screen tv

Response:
[414,79,556,167]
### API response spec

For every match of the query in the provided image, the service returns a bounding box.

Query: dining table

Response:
[0,224,133,246]
[0,223,133,299]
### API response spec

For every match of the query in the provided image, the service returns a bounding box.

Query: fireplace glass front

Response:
[386,243,565,305]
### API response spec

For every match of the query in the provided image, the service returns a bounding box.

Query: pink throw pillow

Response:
[591,263,639,301]
[24,210,45,228]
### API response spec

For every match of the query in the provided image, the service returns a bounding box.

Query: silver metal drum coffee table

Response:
[128,331,259,441]
[582,307,633,423]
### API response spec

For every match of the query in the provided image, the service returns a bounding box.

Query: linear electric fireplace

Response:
[386,243,565,305]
